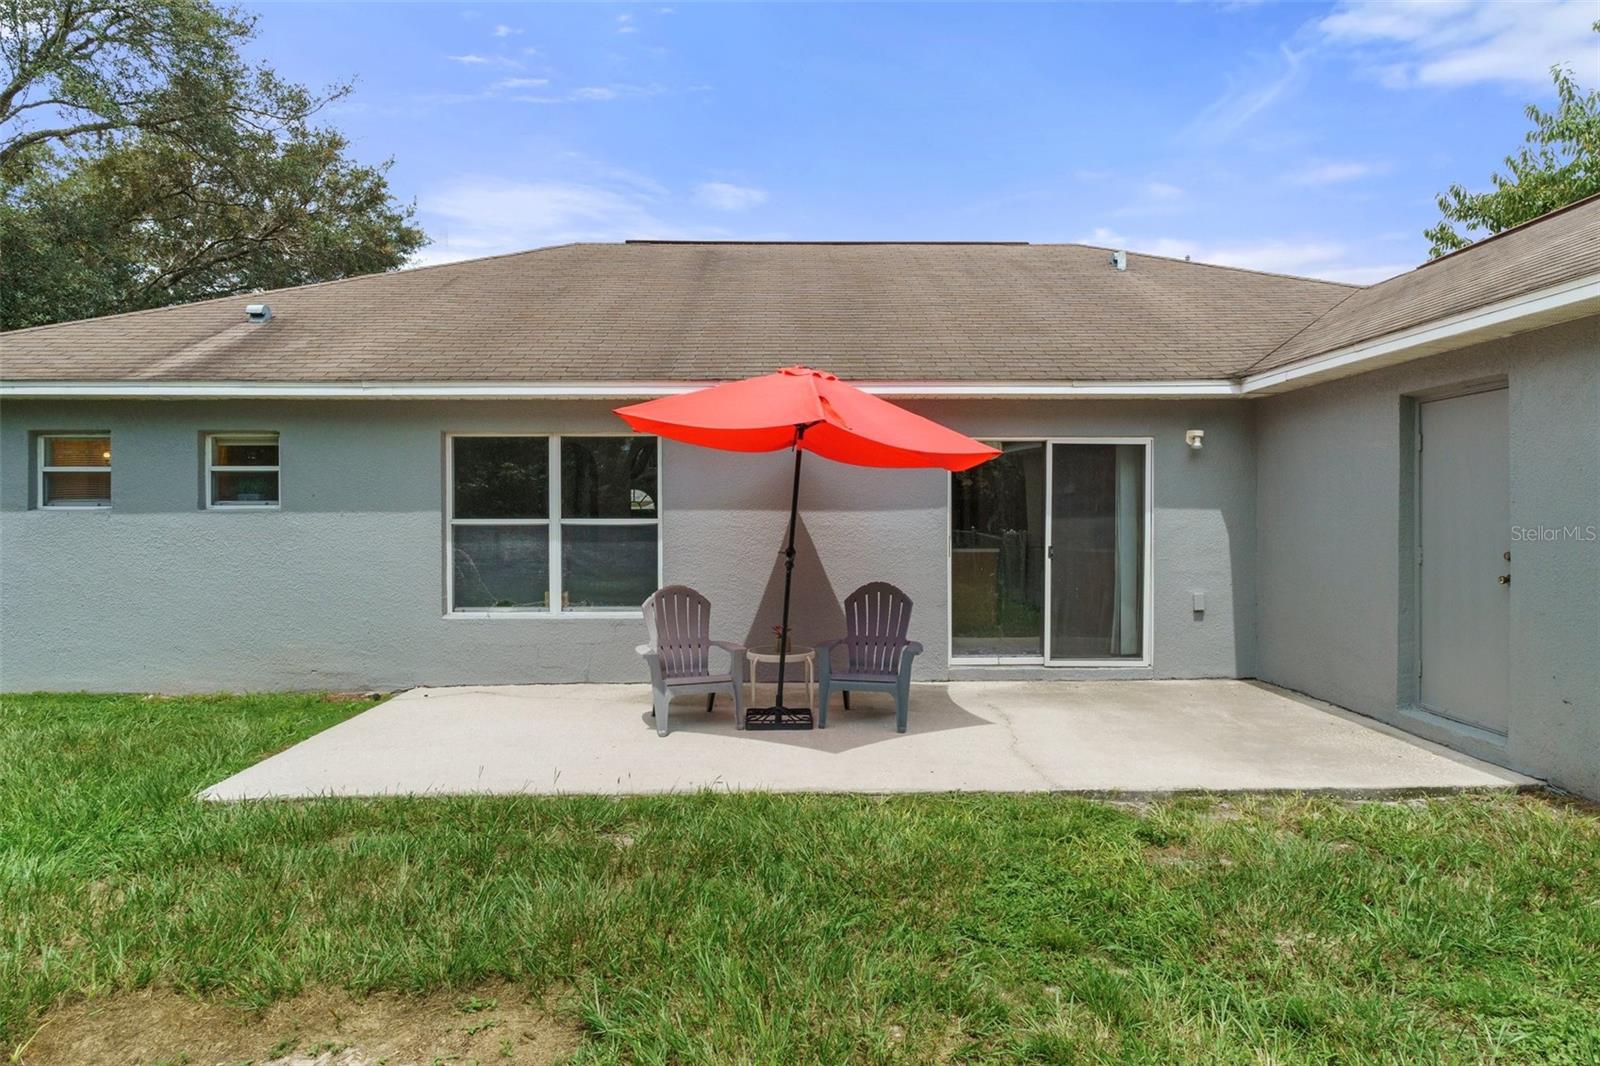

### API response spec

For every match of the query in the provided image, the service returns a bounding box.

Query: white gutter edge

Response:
[1241,270,1600,394]
[870,381,1240,397]
[6,269,1596,402]
[0,379,1243,399]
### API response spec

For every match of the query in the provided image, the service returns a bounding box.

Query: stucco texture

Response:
[1254,318,1600,798]
[0,398,1256,691]
[5,348,1592,801]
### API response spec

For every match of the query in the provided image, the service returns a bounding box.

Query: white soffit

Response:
[1241,271,1600,395]
[0,380,1244,400]
[4,271,1596,401]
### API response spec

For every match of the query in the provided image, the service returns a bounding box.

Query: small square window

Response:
[562,523,658,608]
[453,436,548,519]
[562,437,658,518]
[39,435,111,508]
[452,525,551,609]
[207,433,280,508]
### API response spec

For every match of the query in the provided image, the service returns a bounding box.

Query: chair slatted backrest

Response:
[643,585,713,679]
[844,582,913,675]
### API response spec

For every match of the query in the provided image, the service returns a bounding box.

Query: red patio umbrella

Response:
[616,366,999,729]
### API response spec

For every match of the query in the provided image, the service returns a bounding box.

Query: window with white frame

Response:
[950,438,1151,665]
[447,435,659,613]
[206,433,281,508]
[38,434,111,508]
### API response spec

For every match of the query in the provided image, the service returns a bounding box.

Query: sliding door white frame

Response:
[947,436,1154,668]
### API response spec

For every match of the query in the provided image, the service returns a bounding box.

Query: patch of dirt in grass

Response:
[1541,790,1600,819]
[1145,845,1198,868]
[1144,843,1236,872]
[1198,801,1244,822]
[18,981,581,1066]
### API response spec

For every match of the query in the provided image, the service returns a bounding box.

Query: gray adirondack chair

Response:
[637,585,747,736]
[816,582,923,732]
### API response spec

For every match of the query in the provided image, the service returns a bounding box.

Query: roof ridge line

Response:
[624,239,1032,246]
[1060,243,1365,288]
[0,243,584,337]
[1417,190,1600,270]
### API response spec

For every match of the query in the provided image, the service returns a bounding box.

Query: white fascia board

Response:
[1242,270,1600,395]
[0,379,1242,399]
[0,381,698,400]
[865,381,1240,398]
[9,270,1594,402]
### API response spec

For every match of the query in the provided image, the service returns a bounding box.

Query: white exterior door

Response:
[1418,388,1511,733]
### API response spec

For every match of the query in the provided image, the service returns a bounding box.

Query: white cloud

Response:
[1311,262,1417,285]
[1106,179,1191,220]
[1285,160,1387,186]
[492,24,523,37]
[1184,45,1307,143]
[1079,226,1408,284]
[508,85,664,104]
[495,77,550,90]
[513,84,664,104]
[415,161,745,265]
[1319,0,1598,87]
[417,179,668,264]
[695,182,768,211]
[446,53,521,69]
[616,13,638,33]
[1205,240,1359,275]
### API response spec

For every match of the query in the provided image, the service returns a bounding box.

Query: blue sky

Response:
[248,1,1599,283]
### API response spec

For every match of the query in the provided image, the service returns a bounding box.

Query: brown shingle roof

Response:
[0,242,1352,383]
[4,194,1596,386]
[1251,193,1600,373]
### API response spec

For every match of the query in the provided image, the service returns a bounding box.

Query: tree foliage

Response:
[1,0,426,330]
[1425,26,1600,257]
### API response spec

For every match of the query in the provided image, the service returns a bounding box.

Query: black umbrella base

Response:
[745,704,815,730]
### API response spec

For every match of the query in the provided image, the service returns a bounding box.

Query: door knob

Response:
[1498,574,1511,585]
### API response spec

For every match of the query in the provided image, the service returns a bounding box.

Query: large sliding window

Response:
[447,435,659,614]
[951,438,1150,664]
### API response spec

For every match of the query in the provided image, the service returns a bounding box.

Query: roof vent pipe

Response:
[1111,250,1127,271]
[245,303,273,323]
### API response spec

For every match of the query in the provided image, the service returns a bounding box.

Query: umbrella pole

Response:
[747,425,813,730]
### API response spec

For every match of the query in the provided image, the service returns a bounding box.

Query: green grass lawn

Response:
[3,692,1598,1063]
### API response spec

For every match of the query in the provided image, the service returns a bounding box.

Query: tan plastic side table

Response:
[745,645,815,713]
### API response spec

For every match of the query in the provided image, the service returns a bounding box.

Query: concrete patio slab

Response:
[202,679,1536,799]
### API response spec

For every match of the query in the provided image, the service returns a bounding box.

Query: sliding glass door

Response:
[1048,442,1147,662]
[950,442,1046,658]
[950,439,1150,664]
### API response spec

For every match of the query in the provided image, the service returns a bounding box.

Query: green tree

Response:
[1,0,426,329]
[1425,30,1600,257]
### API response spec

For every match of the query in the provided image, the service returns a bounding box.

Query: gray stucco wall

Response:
[1254,318,1600,798]
[0,397,1256,691]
